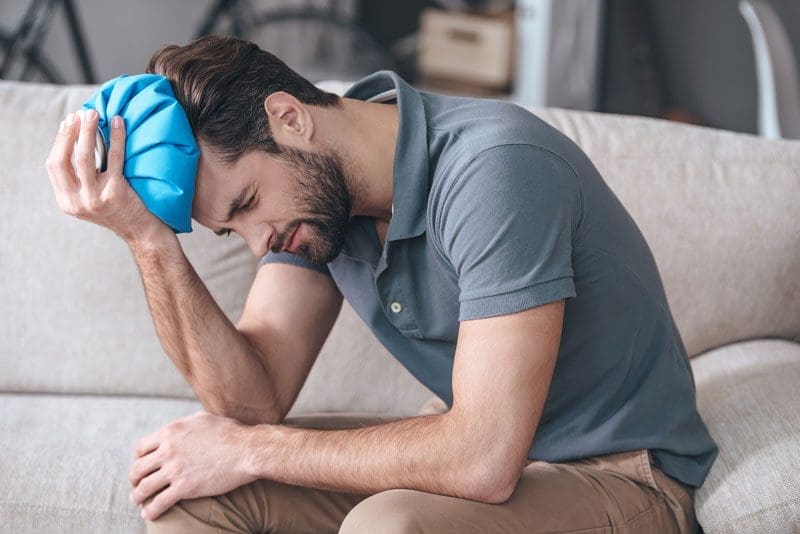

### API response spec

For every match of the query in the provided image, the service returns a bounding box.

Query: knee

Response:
[339,489,425,534]
[144,478,278,533]
[145,496,217,534]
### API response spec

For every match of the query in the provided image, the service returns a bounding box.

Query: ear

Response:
[264,92,315,145]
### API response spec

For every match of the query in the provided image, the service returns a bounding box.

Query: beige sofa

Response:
[1,79,798,533]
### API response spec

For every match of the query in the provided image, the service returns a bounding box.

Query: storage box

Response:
[417,8,515,90]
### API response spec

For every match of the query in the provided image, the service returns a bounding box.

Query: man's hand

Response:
[128,410,258,521]
[44,109,170,244]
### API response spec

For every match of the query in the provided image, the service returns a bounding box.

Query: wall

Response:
[2,0,799,134]
[0,0,213,83]
[0,0,360,85]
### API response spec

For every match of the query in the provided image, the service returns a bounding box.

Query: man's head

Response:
[147,34,355,265]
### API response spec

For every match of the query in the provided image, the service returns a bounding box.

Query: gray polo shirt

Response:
[260,71,719,489]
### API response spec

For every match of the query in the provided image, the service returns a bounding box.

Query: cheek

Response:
[278,186,305,215]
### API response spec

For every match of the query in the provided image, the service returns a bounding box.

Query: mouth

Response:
[283,223,302,253]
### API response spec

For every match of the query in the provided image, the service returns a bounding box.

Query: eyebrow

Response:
[213,186,251,235]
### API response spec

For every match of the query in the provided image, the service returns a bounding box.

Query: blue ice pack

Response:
[82,74,199,233]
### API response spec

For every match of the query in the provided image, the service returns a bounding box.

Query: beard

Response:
[269,146,354,266]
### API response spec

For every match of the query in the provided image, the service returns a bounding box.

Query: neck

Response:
[313,97,398,223]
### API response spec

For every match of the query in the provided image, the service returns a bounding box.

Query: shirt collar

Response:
[343,70,430,245]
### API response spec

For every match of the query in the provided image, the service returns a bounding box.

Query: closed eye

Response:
[214,193,257,237]
[242,193,257,212]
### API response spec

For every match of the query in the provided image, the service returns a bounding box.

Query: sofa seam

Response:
[714,495,800,523]
[0,501,139,517]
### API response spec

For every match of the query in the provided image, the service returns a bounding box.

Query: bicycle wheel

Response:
[0,28,64,83]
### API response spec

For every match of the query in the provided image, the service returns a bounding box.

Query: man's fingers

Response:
[133,432,160,459]
[45,120,66,191]
[130,468,169,506]
[45,113,80,191]
[74,109,100,187]
[105,115,126,179]
[141,484,182,522]
[128,449,162,487]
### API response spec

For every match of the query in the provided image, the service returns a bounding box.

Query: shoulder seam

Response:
[443,143,586,241]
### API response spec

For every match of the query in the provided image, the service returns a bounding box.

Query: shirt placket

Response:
[375,243,420,336]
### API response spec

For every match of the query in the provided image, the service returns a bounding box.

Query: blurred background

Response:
[1,0,798,138]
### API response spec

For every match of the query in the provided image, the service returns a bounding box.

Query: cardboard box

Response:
[418,8,515,90]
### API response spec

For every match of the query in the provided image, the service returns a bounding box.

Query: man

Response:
[45,34,718,533]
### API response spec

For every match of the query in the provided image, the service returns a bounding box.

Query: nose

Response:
[239,224,271,258]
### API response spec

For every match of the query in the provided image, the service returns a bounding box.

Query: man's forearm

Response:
[128,230,281,424]
[242,412,519,504]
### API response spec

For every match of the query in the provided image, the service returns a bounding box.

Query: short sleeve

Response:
[436,144,581,321]
[258,250,332,278]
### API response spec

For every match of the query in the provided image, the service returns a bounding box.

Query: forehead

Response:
[192,147,251,225]
[191,145,292,226]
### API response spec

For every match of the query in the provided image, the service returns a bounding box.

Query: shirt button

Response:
[390,301,403,313]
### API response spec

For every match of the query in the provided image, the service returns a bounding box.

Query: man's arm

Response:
[129,234,343,425]
[128,232,278,424]
[130,299,564,519]
[44,108,341,426]
[243,299,564,503]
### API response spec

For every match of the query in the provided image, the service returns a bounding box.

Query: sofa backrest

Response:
[0,80,433,415]
[1,80,798,415]
[531,106,800,358]
[0,82,252,401]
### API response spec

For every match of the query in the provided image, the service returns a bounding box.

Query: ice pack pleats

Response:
[83,73,199,233]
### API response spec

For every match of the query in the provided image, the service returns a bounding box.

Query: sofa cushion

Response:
[0,392,402,534]
[0,393,202,533]
[690,339,800,532]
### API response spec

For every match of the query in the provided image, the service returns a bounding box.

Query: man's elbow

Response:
[201,396,283,426]
[457,447,526,504]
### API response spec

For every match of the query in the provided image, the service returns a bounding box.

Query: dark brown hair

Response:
[147,34,341,163]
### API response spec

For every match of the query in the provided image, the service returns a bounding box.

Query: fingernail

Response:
[86,109,98,121]
[66,113,75,125]
[76,110,85,122]
[59,120,65,133]
[112,115,122,129]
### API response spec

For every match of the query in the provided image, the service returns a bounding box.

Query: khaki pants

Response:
[146,414,697,534]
